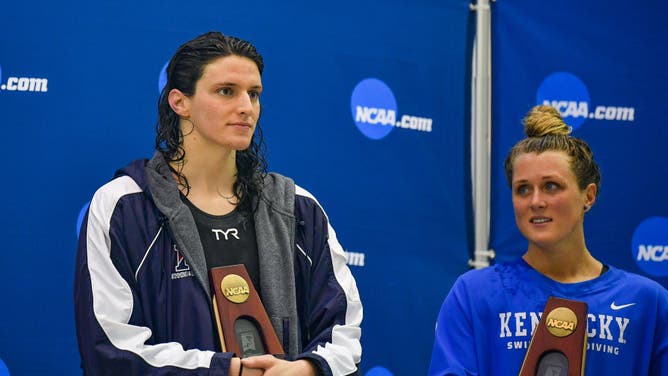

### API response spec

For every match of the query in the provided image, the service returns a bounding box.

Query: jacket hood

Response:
[258,171,295,218]
[130,151,295,218]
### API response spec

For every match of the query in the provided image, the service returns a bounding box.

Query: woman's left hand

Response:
[241,355,317,376]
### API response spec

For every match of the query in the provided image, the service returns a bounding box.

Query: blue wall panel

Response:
[490,1,668,286]
[0,1,471,374]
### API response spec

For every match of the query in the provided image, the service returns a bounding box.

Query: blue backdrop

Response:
[0,1,471,375]
[490,1,668,286]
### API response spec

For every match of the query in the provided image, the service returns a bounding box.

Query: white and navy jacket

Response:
[74,152,363,376]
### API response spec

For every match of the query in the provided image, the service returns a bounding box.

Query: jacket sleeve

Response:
[74,176,232,375]
[293,187,363,376]
[428,277,478,376]
[651,284,668,375]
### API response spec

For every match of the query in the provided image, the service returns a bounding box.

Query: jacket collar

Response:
[144,152,300,355]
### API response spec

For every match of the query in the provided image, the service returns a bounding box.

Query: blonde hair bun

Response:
[523,105,571,137]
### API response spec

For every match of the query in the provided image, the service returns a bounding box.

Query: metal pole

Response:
[470,0,495,269]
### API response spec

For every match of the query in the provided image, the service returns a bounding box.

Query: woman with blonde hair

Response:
[428,105,668,375]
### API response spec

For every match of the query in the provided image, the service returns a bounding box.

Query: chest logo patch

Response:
[171,245,194,280]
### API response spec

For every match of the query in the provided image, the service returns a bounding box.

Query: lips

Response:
[530,217,552,224]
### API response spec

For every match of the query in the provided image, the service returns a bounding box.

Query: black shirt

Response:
[181,195,261,293]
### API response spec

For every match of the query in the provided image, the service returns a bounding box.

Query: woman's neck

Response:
[523,243,603,283]
[171,149,239,215]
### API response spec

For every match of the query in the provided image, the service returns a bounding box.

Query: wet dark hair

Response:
[504,105,601,193]
[155,31,267,214]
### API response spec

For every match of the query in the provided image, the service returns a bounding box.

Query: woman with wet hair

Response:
[75,31,362,376]
[428,105,668,375]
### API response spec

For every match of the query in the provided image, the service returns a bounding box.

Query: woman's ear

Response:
[168,88,190,117]
[583,183,597,212]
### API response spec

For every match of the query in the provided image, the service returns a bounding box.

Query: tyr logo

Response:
[211,228,240,240]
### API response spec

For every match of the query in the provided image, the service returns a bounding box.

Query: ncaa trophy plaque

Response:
[519,296,588,376]
[210,264,284,358]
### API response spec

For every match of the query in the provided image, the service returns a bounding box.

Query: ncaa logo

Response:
[76,201,91,237]
[0,63,49,93]
[0,357,9,376]
[350,78,397,140]
[631,216,668,277]
[537,71,635,130]
[159,61,169,94]
[350,78,433,140]
[536,72,590,131]
[364,366,394,376]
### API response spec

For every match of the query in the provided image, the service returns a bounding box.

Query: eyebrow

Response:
[214,82,262,89]
[511,179,528,187]
[512,175,563,184]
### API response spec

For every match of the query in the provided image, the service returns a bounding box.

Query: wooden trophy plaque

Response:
[210,264,284,358]
[519,296,588,376]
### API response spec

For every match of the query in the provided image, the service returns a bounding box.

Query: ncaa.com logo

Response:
[536,72,634,131]
[0,64,49,93]
[631,216,668,277]
[350,78,433,140]
[344,250,365,267]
